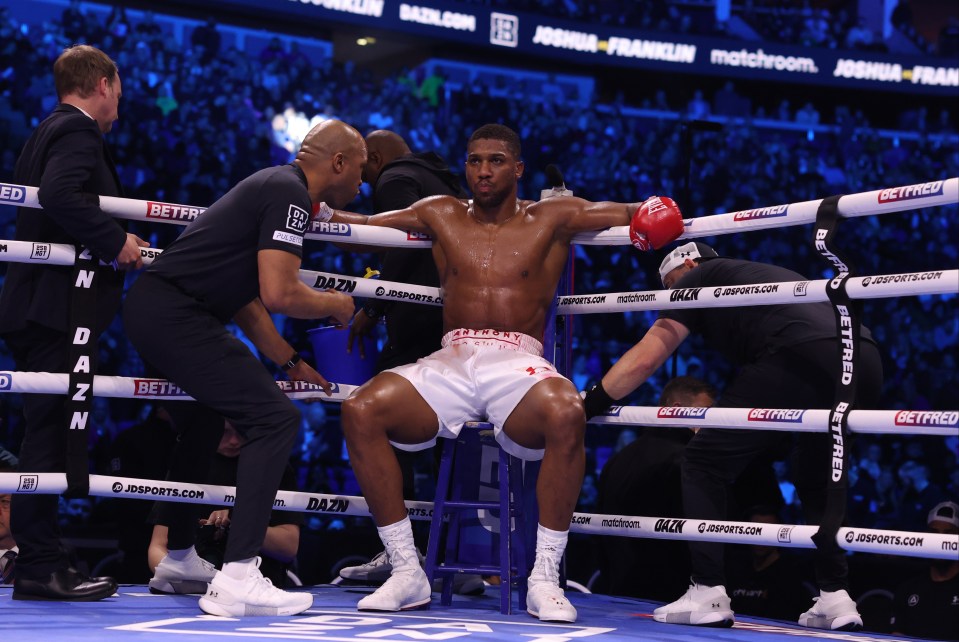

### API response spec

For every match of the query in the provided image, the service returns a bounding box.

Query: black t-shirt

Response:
[892,573,959,640]
[147,164,311,322]
[659,258,872,365]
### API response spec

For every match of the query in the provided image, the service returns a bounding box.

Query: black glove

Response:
[583,380,616,420]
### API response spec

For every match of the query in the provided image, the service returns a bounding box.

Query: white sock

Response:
[165,547,196,562]
[222,556,257,580]
[530,524,568,584]
[377,517,418,572]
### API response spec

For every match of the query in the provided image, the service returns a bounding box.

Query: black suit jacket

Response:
[0,104,127,335]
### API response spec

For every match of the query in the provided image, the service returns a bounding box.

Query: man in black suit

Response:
[0,44,147,601]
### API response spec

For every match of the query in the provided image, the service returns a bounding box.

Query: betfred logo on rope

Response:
[657,406,708,419]
[747,408,806,422]
[133,379,186,397]
[894,410,959,427]
[307,220,351,236]
[146,201,205,221]
[0,372,10,390]
[0,183,26,203]
[878,181,944,203]
[276,379,338,395]
[732,204,788,221]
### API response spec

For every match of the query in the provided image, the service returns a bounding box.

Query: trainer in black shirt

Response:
[122,119,362,617]
[583,241,883,631]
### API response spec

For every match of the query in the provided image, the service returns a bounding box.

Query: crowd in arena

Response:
[0,0,955,619]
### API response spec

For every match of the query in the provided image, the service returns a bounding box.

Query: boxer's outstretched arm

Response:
[329,194,455,234]
[530,196,631,235]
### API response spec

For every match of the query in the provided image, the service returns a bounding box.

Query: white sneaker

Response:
[198,558,313,617]
[356,567,431,611]
[149,550,217,595]
[340,549,426,584]
[653,583,734,627]
[526,581,577,623]
[799,589,863,631]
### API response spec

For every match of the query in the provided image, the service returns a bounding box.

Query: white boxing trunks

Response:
[384,328,567,461]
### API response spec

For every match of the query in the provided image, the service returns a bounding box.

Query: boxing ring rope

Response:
[0,178,956,566]
[1,178,956,245]
[0,237,955,311]
[0,370,953,436]
[0,470,954,560]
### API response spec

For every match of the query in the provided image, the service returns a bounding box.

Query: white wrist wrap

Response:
[316,202,334,222]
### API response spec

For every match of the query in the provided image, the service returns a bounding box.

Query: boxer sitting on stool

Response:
[329,123,684,622]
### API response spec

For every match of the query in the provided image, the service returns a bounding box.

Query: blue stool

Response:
[423,421,537,614]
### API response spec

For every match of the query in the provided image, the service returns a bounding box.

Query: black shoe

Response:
[12,568,118,601]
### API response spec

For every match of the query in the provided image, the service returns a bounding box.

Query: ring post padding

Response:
[64,246,100,497]
[811,195,860,553]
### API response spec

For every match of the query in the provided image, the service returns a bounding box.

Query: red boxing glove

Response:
[629,196,685,251]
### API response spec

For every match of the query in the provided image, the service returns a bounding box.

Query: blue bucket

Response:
[307,326,378,386]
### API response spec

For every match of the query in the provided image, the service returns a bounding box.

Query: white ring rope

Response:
[0,472,954,560]
[554,270,958,315]
[591,407,959,437]
[1,177,956,246]
[0,372,355,402]
[0,241,954,314]
[0,369,953,438]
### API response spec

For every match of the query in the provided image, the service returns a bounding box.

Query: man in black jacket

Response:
[341,130,473,589]
[348,129,467,370]
[0,44,146,601]
[584,241,883,631]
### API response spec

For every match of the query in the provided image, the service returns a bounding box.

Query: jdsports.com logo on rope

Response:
[698,523,763,536]
[861,271,943,287]
[112,481,204,499]
[844,530,923,547]
[374,286,442,304]
[713,284,779,297]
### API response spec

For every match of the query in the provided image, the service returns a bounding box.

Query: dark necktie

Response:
[0,549,15,584]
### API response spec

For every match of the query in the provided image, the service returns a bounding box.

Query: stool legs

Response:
[423,423,534,615]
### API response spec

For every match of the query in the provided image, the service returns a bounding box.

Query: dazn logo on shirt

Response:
[286,204,310,233]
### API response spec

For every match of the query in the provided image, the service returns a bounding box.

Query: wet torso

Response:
[426,197,570,340]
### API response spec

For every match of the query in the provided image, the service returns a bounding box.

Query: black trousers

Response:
[683,339,882,592]
[3,324,80,578]
[123,274,300,563]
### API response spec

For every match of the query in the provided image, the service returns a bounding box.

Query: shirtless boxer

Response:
[327,123,684,622]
